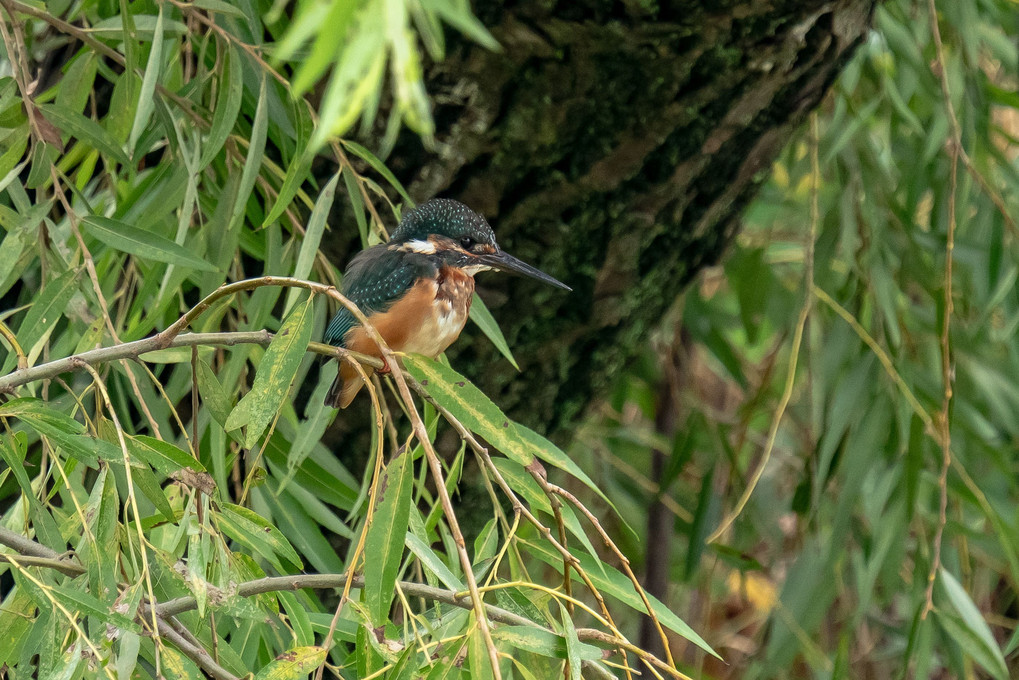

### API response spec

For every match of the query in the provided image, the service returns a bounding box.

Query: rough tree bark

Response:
[333,0,876,435]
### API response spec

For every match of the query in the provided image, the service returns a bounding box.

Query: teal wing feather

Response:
[324,247,437,347]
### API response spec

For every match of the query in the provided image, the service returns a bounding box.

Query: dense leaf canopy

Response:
[0,0,1017,679]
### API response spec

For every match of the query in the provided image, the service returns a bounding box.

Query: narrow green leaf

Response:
[341,140,412,202]
[229,75,268,232]
[278,591,315,647]
[262,147,314,228]
[159,645,204,680]
[405,532,464,591]
[364,448,415,625]
[128,6,164,155]
[48,640,83,680]
[469,294,519,370]
[187,525,208,617]
[287,0,357,93]
[283,170,339,315]
[133,465,176,523]
[0,432,63,549]
[514,423,611,507]
[91,14,188,38]
[404,354,533,466]
[191,0,247,19]
[560,604,584,678]
[0,397,120,465]
[127,435,206,474]
[48,584,141,633]
[473,518,498,565]
[198,43,244,170]
[490,626,601,661]
[0,589,35,667]
[342,165,369,245]
[225,296,314,447]
[685,464,716,579]
[82,215,218,272]
[468,618,494,679]
[258,486,346,574]
[218,503,303,569]
[79,465,119,599]
[2,267,79,373]
[197,358,233,427]
[428,0,500,50]
[939,569,1009,680]
[38,103,129,166]
[525,539,719,658]
[253,646,327,680]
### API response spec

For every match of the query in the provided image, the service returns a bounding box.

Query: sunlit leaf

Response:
[364,447,415,626]
[82,216,218,272]
[225,296,314,447]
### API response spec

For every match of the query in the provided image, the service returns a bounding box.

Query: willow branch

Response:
[0,526,84,576]
[0,331,268,393]
[147,610,240,680]
[401,371,637,677]
[924,0,957,618]
[151,572,616,678]
[0,331,383,393]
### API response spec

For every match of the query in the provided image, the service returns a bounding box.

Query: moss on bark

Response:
[328,0,876,436]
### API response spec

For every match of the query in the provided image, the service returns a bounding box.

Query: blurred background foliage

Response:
[583,0,1019,677]
[0,0,1016,678]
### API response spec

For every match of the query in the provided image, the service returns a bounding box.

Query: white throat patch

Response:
[396,239,437,254]
[462,263,493,276]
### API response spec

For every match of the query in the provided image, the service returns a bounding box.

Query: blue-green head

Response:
[390,199,571,290]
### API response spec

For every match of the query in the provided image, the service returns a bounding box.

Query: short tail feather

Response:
[324,361,373,409]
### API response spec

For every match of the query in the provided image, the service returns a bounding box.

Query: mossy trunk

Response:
[340,0,875,435]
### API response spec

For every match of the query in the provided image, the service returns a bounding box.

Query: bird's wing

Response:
[323,247,437,347]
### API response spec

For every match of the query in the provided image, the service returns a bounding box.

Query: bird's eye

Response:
[460,237,475,250]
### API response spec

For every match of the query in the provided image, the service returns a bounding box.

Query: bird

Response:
[323,198,571,408]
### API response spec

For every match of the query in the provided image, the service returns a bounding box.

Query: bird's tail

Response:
[324,361,371,409]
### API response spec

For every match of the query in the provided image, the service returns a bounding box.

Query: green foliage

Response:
[581,0,1019,677]
[0,1,693,678]
[2,0,1016,678]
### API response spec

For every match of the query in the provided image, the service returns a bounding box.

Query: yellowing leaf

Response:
[363,448,415,626]
[253,646,327,680]
[226,296,313,447]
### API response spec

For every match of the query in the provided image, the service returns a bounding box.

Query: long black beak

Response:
[482,251,572,291]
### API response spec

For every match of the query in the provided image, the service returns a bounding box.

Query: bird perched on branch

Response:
[323,198,571,408]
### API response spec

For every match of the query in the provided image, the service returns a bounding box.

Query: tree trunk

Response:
[345,0,875,434]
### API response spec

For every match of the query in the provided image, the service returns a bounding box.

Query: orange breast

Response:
[345,271,471,354]
[332,268,475,408]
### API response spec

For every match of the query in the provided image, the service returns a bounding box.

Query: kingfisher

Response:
[323,198,571,408]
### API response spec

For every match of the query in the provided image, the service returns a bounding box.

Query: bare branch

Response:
[0,331,382,393]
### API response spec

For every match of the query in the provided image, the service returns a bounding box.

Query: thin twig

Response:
[314,355,385,680]
[145,609,241,680]
[78,360,163,675]
[0,552,85,576]
[384,368,503,675]
[0,331,273,392]
[549,482,678,669]
[402,371,637,678]
[524,460,573,610]
[923,0,956,617]
[0,526,85,576]
[708,111,818,542]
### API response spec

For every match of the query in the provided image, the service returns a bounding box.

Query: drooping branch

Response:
[0,281,390,394]
[0,526,85,576]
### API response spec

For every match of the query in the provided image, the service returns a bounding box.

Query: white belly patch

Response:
[403,298,469,358]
